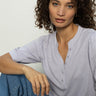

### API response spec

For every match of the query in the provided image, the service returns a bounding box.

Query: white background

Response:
[0,0,49,73]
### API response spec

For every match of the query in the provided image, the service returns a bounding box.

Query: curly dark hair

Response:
[35,0,96,33]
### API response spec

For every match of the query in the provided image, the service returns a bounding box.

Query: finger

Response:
[39,75,46,96]
[42,74,50,95]
[35,77,40,96]
[31,80,36,95]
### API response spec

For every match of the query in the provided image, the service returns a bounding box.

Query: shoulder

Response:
[87,27,96,55]
[79,25,96,34]
[36,32,56,45]
[78,25,96,40]
[88,29,96,47]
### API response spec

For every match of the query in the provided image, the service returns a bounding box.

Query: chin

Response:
[54,22,73,29]
[54,23,68,29]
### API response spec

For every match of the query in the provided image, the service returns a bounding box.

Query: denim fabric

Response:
[0,74,9,96]
[0,74,48,96]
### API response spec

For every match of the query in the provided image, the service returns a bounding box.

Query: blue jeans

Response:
[0,74,49,96]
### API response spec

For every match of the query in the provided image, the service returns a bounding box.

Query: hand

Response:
[23,66,50,96]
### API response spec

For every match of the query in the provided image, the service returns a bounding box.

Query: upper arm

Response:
[88,30,96,82]
[9,36,44,64]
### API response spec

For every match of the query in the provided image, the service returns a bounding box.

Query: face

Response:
[49,0,77,29]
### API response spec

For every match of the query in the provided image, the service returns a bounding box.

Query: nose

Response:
[57,6,65,16]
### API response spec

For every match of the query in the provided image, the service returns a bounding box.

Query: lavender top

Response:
[9,25,96,96]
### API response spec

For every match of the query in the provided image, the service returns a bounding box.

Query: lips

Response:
[55,18,65,23]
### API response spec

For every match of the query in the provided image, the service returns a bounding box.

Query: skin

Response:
[0,53,50,96]
[49,0,78,43]
[0,0,79,96]
[49,0,78,63]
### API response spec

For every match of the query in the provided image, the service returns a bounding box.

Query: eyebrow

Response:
[51,0,59,2]
[66,2,75,4]
[51,0,75,4]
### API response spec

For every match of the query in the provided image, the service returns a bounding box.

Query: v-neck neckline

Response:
[54,25,81,64]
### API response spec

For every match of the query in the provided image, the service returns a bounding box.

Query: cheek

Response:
[49,11,55,22]
[49,10,52,20]
[49,9,54,17]
[49,5,56,18]
[67,11,76,19]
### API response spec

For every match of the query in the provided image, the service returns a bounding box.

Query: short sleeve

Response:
[9,36,44,64]
[88,30,96,89]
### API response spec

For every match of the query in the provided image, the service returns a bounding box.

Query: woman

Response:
[0,0,96,96]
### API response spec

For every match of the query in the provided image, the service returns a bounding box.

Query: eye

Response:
[52,2,58,6]
[67,5,74,8]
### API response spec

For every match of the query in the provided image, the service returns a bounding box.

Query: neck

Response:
[56,24,78,45]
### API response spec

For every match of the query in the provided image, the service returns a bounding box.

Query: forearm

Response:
[0,53,26,74]
[0,53,50,95]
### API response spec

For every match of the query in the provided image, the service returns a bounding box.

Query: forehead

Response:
[50,0,76,3]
